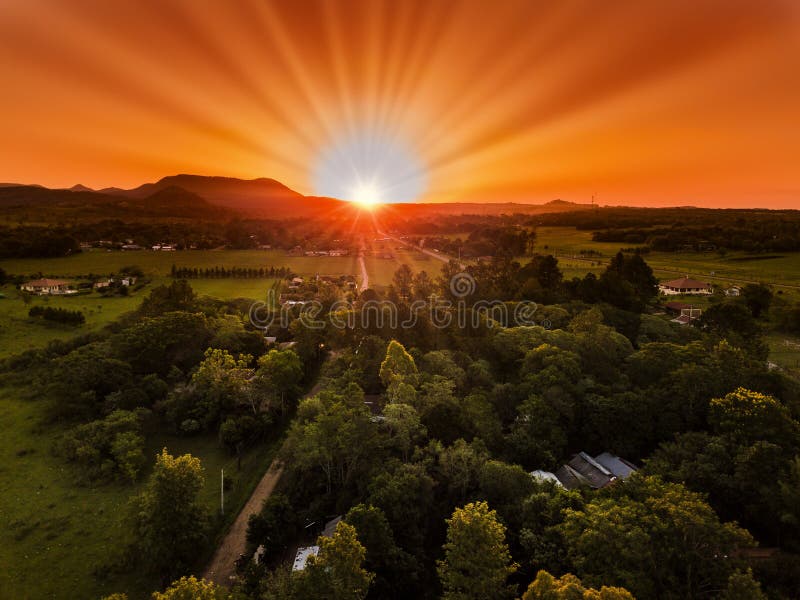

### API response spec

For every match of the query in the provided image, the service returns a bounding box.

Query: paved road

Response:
[358,237,369,291]
[378,230,464,268]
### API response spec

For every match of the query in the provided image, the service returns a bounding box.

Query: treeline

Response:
[28,305,85,325]
[0,226,80,258]
[170,265,292,279]
[534,207,800,252]
[411,226,536,258]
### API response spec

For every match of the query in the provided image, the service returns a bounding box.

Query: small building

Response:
[671,307,702,325]
[552,451,638,491]
[21,278,75,296]
[725,286,741,297]
[292,516,342,571]
[664,301,692,315]
[529,470,564,487]
[659,277,712,295]
[292,546,319,572]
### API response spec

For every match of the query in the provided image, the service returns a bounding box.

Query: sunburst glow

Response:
[0,1,798,207]
[313,130,426,204]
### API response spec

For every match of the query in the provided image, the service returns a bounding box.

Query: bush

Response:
[28,305,85,325]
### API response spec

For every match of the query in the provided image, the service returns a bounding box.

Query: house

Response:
[529,470,564,487]
[664,301,692,315]
[551,451,638,491]
[93,279,113,289]
[21,278,75,296]
[120,276,137,286]
[725,286,741,297]
[292,516,343,571]
[121,244,143,251]
[292,546,319,572]
[291,277,304,285]
[671,307,702,325]
[659,276,712,295]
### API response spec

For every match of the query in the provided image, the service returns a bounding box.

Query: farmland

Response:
[0,248,359,280]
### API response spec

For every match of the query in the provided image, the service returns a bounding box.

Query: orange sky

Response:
[1,0,798,208]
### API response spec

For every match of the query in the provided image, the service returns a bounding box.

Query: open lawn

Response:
[0,285,144,359]
[533,227,800,297]
[0,249,359,280]
[0,386,282,600]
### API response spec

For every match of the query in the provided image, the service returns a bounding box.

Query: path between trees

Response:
[203,378,326,586]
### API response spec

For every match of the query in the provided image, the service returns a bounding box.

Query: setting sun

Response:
[350,181,382,207]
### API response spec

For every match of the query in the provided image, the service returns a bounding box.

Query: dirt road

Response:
[203,459,284,586]
[203,378,327,586]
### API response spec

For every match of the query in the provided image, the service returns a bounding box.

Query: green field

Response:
[0,386,281,600]
[0,285,144,359]
[534,227,800,293]
[0,249,359,280]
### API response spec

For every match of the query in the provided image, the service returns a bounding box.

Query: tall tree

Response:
[254,348,304,413]
[379,340,418,388]
[521,570,634,600]
[128,449,208,580]
[437,501,518,600]
[151,576,231,600]
[296,522,374,600]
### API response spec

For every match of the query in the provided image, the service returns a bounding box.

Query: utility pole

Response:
[220,468,225,515]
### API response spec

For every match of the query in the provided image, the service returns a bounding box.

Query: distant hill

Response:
[1,174,595,222]
[108,174,345,218]
[380,199,593,218]
[0,184,230,221]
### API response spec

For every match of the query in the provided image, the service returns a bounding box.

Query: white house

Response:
[725,286,741,297]
[659,276,712,295]
[21,278,75,296]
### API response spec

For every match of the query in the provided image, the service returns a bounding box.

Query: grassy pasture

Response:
[0,386,281,600]
[0,248,359,279]
[0,285,144,359]
[534,227,800,292]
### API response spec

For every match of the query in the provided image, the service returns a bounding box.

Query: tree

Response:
[437,501,518,600]
[281,397,378,494]
[521,570,634,600]
[246,493,298,564]
[392,264,414,300]
[254,348,303,413]
[720,569,767,600]
[344,504,419,599]
[296,521,374,600]
[741,283,773,318]
[138,280,198,316]
[129,449,208,579]
[383,403,426,460]
[560,475,754,599]
[709,387,799,451]
[151,576,230,600]
[379,340,417,388]
[185,348,252,428]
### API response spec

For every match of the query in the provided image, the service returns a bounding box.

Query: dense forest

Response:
[4,245,799,599]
